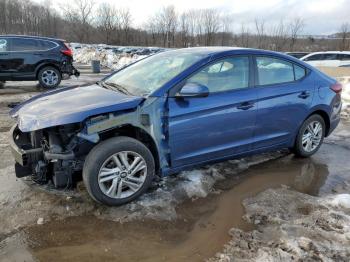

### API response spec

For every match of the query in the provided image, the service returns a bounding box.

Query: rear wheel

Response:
[83,136,155,206]
[294,114,325,157]
[38,66,62,88]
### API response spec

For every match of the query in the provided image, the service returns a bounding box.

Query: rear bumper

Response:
[60,62,80,77]
[328,100,342,136]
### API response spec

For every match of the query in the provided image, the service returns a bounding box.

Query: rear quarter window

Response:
[294,64,306,80]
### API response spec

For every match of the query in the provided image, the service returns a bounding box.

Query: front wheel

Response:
[83,137,155,206]
[293,114,325,157]
[38,66,62,88]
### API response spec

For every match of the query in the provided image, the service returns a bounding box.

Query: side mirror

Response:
[176,82,209,98]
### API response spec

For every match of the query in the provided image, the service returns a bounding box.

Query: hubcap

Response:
[42,70,59,86]
[302,121,323,153]
[98,151,147,199]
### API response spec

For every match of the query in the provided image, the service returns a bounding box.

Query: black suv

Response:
[0,35,79,88]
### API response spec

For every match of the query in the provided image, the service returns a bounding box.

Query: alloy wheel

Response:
[98,151,147,199]
[41,70,59,86]
[302,121,323,153]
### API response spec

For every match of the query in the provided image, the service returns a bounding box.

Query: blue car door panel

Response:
[253,56,315,149]
[168,56,257,167]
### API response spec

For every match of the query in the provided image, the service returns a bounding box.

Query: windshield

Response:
[103,50,207,96]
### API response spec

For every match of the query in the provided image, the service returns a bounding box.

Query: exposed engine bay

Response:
[11,124,93,188]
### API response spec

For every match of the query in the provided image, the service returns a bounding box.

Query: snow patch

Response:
[327,194,350,209]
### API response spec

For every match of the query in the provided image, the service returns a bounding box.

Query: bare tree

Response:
[155,6,177,47]
[339,22,349,51]
[289,17,304,51]
[179,12,190,47]
[202,9,220,45]
[239,23,250,47]
[119,8,132,45]
[96,3,119,44]
[255,19,267,49]
[62,0,95,42]
[220,13,233,46]
[270,20,289,51]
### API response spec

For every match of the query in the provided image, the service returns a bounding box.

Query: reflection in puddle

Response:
[2,144,350,262]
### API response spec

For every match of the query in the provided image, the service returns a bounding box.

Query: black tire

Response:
[38,66,62,88]
[294,114,326,158]
[0,81,5,88]
[83,136,155,206]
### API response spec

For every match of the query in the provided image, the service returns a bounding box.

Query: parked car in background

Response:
[9,47,342,205]
[0,35,80,88]
[285,52,310,59]
[300,51,350,67]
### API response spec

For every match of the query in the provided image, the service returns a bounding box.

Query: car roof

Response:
[165,47,307,66]
[304,51,350,55]
[164,46,297,57]
[0,34,65,42]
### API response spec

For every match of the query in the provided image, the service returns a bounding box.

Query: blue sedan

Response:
[10,47,342,205]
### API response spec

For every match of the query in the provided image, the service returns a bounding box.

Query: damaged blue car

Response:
[9,47,342,205]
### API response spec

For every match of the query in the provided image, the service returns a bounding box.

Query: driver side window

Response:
[186,56,250,93]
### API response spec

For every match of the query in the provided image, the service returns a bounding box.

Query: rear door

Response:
[0,37,12,80]
[253,56,314,149]
[168,56,257,167]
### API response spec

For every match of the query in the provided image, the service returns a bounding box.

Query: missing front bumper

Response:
[9,125,43,167]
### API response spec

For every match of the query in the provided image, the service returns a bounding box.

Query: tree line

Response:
[0,0,349,51]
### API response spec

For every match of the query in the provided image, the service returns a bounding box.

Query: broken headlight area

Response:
[11,124,94,188]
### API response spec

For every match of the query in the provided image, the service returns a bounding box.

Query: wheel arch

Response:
[35,63,61,79]
[306,109,331,136]
[98,124,161,176]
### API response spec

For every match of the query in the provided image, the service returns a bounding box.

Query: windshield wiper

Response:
[102,81,134,96]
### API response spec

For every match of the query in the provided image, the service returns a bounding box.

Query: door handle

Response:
[298,91,310,99]
[237,102,254,110]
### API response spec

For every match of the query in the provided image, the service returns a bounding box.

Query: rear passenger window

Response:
[323,54,338,60]
[0,39,8,52]
[339,54,350,61]
[39,40,57,50]
[187,56,250,92]
[11,38,41,51]
[256,57,294,85]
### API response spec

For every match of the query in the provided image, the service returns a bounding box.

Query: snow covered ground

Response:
[71,44,164,71]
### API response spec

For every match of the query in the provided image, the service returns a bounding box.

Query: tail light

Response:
[60,42,73,57]
[330,82,342,94]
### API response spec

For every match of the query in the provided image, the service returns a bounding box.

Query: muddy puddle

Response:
[2,143,349,262]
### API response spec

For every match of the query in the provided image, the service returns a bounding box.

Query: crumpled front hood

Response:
[10,84,143,132]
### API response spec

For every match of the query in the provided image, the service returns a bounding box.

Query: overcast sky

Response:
[41,0,350,35]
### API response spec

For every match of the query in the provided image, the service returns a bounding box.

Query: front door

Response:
[0,38,12,80]
[168,56,257,168]
[9,37,43,79]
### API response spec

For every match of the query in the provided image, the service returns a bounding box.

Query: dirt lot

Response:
[0,66,350,261]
